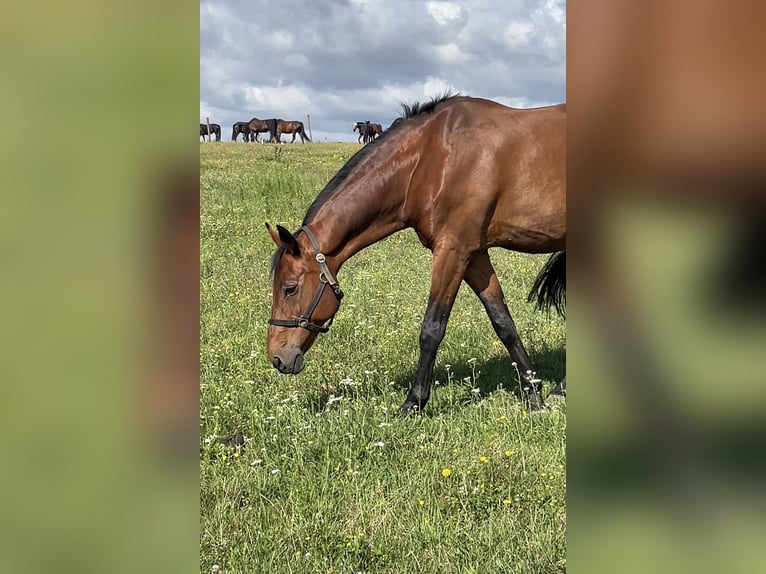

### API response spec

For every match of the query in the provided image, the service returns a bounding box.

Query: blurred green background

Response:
[0,2,198,573]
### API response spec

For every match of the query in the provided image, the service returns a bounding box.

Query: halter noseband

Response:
[269,226,344,334]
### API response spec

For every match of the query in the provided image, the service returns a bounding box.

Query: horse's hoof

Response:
[398,402,422,416]
[545,392,566,407]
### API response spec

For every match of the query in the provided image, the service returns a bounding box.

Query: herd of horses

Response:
[201,118,385,144]
[201,118,311,143]
[353,121,383,143]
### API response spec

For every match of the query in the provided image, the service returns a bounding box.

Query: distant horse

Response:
[232,122,252,142]
[352,121,381,144]
[248,118,278,143]
[353,121,372,144]
[200,123,221,141]
[368,123,383,141]
[267,95,565,414]
[275,119,311,143]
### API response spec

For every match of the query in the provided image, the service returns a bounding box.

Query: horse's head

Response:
[266,223,343,374]
[353,122,359,132]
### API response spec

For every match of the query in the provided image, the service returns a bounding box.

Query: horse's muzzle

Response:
[271,351,305,374]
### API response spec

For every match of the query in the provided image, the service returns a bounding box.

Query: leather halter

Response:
[268,226,344,334]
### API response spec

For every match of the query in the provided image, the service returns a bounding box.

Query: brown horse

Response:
[248,117,277,142]
[369,122,383,140]
[275,119,311,143]
[266,94,565,414]
[353,121,373,144]
[200,123,221,141]
[353,121,382,144]
[232,122,252,142]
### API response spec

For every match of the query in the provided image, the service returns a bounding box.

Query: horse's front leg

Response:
[400,249,469,415]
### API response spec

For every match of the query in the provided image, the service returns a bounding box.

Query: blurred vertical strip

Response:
[568,1,766,573]
[147,165,200,461]
[0,0,199,572]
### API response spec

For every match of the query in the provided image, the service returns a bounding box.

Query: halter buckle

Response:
[315,253,326,264]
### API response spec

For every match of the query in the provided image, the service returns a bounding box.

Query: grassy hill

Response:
[200,141,566,573]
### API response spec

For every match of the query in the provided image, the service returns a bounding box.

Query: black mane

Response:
[399,91,457,120]
[302,91,458,225]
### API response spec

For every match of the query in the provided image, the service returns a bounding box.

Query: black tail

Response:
[527,251,566,317]
[266,118,278,142]
[300,123,311,142]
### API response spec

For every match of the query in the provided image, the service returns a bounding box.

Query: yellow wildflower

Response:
[503,498,512,506]
[504,449,513,457]
[480,456,489,464]
[418,499,426,506]
[441,467,452,478]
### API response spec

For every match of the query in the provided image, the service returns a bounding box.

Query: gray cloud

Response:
[200,0,565,142]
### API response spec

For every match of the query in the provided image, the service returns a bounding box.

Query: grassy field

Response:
[200,141,566,573]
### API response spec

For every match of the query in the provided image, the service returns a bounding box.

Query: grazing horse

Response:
[248,118,277,143]
[266,95,565,414]
[276,119,311,143]
[200,123,221,141]
[232,122,252,142]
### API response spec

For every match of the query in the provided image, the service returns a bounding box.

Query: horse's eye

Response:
[284,284,298,297]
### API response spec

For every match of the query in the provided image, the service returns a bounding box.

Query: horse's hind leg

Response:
[463,252,544,409]
[400,249,470,415]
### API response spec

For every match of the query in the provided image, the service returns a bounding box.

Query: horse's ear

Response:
[266,223,281,247]
[266,223,300,256]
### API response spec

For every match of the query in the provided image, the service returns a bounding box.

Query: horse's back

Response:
[249,118,267,130]
[278,120,302,132]
[411,97,566,253]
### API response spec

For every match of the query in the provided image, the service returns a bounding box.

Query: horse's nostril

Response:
[272,356,283,370]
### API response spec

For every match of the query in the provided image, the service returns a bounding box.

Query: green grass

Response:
[200,142,566,573]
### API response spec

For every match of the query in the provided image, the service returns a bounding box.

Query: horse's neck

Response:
[307,164,410,266]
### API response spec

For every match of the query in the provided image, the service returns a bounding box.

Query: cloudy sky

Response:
[200,0,565,142]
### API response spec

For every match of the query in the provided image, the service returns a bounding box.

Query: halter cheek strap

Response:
[302,226,343,299]
[268,226,344,334]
